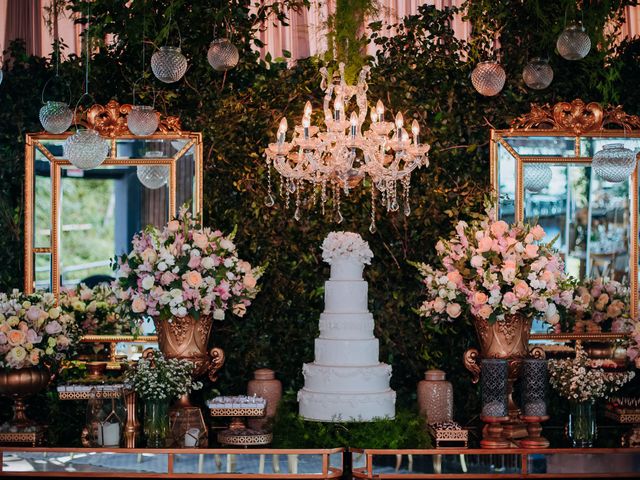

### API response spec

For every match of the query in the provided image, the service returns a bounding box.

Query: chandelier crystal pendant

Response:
[264,63,430,231]
[593,143,637,183]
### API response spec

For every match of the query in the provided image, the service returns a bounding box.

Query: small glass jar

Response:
[568,401,596,447]
[480,359,508,418]
[417,369,453,424]
[522,358,548,417]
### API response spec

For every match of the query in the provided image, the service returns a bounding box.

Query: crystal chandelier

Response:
[264,63,430,231]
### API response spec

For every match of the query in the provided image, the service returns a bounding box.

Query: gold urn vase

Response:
[463,314,543,440]
[153,315,225,406]
[0,368,51,428]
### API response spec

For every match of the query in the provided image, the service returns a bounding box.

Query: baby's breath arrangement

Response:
[548,344,635,403]
[124,351,203,401]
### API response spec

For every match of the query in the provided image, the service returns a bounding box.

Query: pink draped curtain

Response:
[1,1,640,61]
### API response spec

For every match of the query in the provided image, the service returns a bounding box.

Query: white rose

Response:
[158,262,168,272]
[223,258,234,268]
[213,308,225,320]
[141,276,155,290]
[201,257,214,270]
[176,306,187,317]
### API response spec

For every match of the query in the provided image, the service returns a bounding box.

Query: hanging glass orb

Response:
[128,106,159,136]
[151,46,188,83]
[522,58,554,90]
[471,61,506,96]
[593,143,637,183]
[207,39,239,72]
[137,165,169,189]
[39,101,73,134]
[556,22,591,61]
[64,129,109,170]
[524,164,553,192]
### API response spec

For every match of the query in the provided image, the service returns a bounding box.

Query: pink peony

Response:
[167,220,181,232]
[470,255,484,268]
[446,271,462,286]
[477,236,493,253]
[524,244,539,258]
[530,225,545,241]
[131,297,147,313]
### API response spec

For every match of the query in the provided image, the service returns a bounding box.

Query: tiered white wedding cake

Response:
[298,232,396,422]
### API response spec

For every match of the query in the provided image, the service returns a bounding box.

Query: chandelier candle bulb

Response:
[334,97,343,121]
[395,112,404,136]
[277,117,287,145]
[376,99,385,122]
[411,120,420,144]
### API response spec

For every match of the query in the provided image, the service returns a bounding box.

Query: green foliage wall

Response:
[1,0,640,442]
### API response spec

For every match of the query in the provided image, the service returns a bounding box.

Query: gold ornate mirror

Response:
[491,99,640,321]
[24,100,203,299]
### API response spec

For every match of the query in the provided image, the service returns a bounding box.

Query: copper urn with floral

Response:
[0,368,51,428]
[115,208,263,406]
[416,213,574,445]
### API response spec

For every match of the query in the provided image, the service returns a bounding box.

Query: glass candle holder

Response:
[480,359,508,418]
[522,358,548,417]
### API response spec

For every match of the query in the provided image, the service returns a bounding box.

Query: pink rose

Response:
[433,297,446,313]
[232,303,247,317]
[192,232,209,250]
[490,220,509,238]
[26,306,41,322]
[470,255,484,268]
[244,274,257,289]
[477,304,492,319]
[533,298,548,312]
[472,291,488,306]
[160,271,177,286]
[167,220,181,232]
[477,236,493,253]
[502,292,519,308]
[187,255,201,269]
[183,271,203,288]
[26,329,42,344]
[446,271,462,286]
[524,244,539,259]
[514,281,532,299]
[131,297,147,314]
[531,225,545,241]
[446,303,462,319]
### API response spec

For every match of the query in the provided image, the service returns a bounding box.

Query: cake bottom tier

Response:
[297,389,396,422]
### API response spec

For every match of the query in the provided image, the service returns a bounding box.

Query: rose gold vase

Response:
[154,315,225,408]
[0,368,51,427]
[247,368,282,430]
[463,314,535,439]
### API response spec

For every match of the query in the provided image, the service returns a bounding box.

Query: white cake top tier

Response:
[321,232,373,280]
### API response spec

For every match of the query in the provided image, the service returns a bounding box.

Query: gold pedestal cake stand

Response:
[210,406,273,446]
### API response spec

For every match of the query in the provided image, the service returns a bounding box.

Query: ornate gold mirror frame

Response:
[490,99,640,322]
[24,100,204,299]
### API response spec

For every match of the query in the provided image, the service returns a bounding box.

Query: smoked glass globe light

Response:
[127,105,159,136]
[137,165,169,189]
[471,61,506,96]
[151,46,188,83]
[207,39,239,72]
[556,22,591,61]
[524,164,553,192]
[63,129,109,170]
[39,101,74,134]
[593,144,637,183]
[522,58,554,90]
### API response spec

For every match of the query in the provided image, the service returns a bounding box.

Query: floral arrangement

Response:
[548,343,635,403]
[321,231,373,265]
[124,350,202,401]
[60,283,137,335]
[569,277,631,333]
[416,213,574,325]
[0,290,79,370]
[115,207,263,324]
